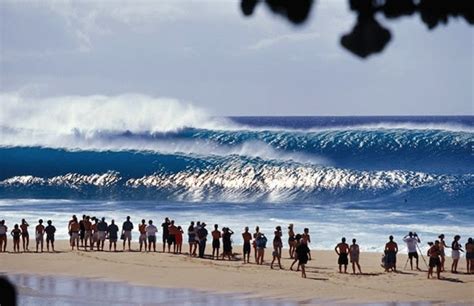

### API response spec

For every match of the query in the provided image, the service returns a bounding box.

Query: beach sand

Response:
[1,241,473,304]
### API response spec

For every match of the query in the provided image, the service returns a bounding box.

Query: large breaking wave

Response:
[0,93,472,203]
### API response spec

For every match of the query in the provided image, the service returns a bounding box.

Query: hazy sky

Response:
[1,0,473,116]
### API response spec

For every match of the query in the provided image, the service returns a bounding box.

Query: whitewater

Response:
[0,93,473,251]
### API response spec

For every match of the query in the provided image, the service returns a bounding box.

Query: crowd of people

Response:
[0,217,473,279]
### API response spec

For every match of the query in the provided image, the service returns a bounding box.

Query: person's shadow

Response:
[0,277,17,306]
[240,0,474,58]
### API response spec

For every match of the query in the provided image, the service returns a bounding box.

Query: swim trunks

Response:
[338,253,349,265]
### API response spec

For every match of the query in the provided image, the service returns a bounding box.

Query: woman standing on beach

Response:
[222,227,234,260]
[427,240,442,279]
[253,226,260,262]
[451,235,463,273]
[288,224,296,258]
[188,221,196,256]
[176,226,184,254]
[271,226,283,269]
[10,224,21,253]
[138,219,147,252]
[302,228,312,260]
[349,238,362,274]
[438,234,449,272]
[35,219,45,253]
[20,219,29,252]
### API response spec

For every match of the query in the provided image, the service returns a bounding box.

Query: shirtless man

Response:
[302,228,312,260]
[122,216,133,251]
[97,217,108,251]
[91,217,99,251]
[79,215,86,247]
[107,220,119,252]
[168,220,179,253]
[138,219,147,252]
[69,218,80,250]
[427,241,442,279]
[465,237,474,274]
[211,224,221,260]
[384,235,398,272]
[335,237,350,273]
[288,224,296,258]
[242,227,252,263]
[45,220,56,252]
[350,238,362,274]
[68,215,77,246]
[35,219,45,253]
[253,226,261,262]
[20,219,29,252]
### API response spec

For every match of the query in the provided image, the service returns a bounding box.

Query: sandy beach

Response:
[1,240,473,305]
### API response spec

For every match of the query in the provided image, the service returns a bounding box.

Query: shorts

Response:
[84,230,92,240]
[299,255,309,265]
[123,231,132,241]
[148,236,156,243]
[338,253,349,265]
[452,250,460,260]
[80,230,85,240]
[36,233,44,242]
[243,242,251,254]
[98,231,106,241]
[408,252,418,259]
[466,252,474,260]
[93,232,99,242]
[212,239,220,249]
[139,233,147,243]
[162,234,169,244]
[46,235,54,243]
[188,234,195,243]
[429,257,441,268]
[109,238,117,243]
[167,235,175,245]
[21,233,29,238]
[71,232,79,241]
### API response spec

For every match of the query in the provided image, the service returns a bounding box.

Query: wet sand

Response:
[1,241,473,305]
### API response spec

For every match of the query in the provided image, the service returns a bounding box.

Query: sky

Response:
[0,0,473,116]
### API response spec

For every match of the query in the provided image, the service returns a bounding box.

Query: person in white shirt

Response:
[403,232,421,270]
[146,220,158,252]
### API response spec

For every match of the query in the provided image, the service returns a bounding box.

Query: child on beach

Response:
[10,224,21,253]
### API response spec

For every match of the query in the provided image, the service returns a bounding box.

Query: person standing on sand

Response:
[197,222,208,258]
[290,234,302,271]
[68,215,76,246]
[35,219,45,253]
[0,220,8,252]
[176,226,184,254]
[302,228,312,260]
[91,217,99,251]
[255,232,267,265]
[161,217,170,253]
[271,226,283,269]
[403,232,421,270]
[97,217,108,251]
[107,219,119,252]
[20,219,29,252]
[384,235,398,272]
[288,224,296,259]
[438,234,449,272]
[451,235,463,273]
[45,220,56,252]
[83,216,92,250]
[79,215,86,248]
[211,224,221,260]
[139,219,147,252]
[242,227,252,263]
[253,226,261,262]
[70,217,80,250]
[427,241,442,279]
[10,224,21,253]
[349,238,362,274]
[335,237,350,273]
[188,221,196,256]
[168,220,178,253]
[222,227,234,260]
[294,234,310,278]
[122,216,134,251]
[146,220,158,252]
[465,238,474,274]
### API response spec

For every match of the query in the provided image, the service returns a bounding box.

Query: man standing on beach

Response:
[45,220,56,252]
[69,218,80,250]
[107,220,119,252]
[83,216,92,250]
[146,220,158,252]
[403,232,421,270]
[139,219,147,252]
[35,219,45,253]
[427,240,442,279]
[211,224,221,260]
[335,237,350,273]
[161,217,170,253]
[168,220,178,253]
[0,220,7,252]
[384,235,398,272]
[97,217,108,251]
[197,222,208,258]
[242,227,252,263]
[122,216,133,251]
[79,215,86,248]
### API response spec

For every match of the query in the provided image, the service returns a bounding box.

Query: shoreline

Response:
[1,241,473,304]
